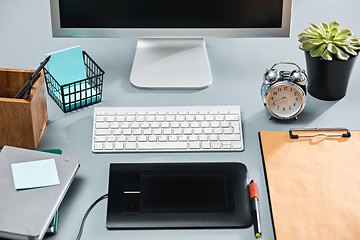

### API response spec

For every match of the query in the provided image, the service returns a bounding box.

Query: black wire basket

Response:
[43,51,105,113]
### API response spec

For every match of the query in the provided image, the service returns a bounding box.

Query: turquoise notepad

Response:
[46,46,87,85]
[11,158,60,190]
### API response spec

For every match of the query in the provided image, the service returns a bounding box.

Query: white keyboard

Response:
[92,106,244,152]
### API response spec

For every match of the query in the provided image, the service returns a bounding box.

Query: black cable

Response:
[76,194,108,240]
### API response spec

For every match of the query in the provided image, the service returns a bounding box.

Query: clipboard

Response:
[259,128,360,240]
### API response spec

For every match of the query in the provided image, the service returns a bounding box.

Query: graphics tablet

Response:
[107,162,251,229]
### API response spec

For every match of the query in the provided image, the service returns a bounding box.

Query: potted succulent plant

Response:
[298,21,360,100]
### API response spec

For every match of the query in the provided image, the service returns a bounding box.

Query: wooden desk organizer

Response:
[0,68,48,149]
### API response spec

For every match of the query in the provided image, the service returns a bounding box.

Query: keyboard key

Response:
[123,129,132,135]
[189,142,201,149]
[180,122,190,128]
[222,142,232,149]
[120,123,130,129]
[96,129,111,135]
[189,136,198,141]
[156,115,165,121]
[114,142,124,150]
[138,142,188,150]
[159,136,167,142]
[211,121,220,128]
[173,129,182,135]
[225,115,239,121]
[104,143,113,150]
[201,122,210,128]
[95,116,105,122]
[110,123,119,129]
[179,136,188,142]
[211,142,221,149]
[125,142,137,150]
[219,135,241,141]
[176,115,185,121]
[106,116,115,122]
[113,130,122,135]
[193,129,202,135]
[163,129,172,135]
[146,115,155,121]
[203,128,213,134]
[209,135,218,141]
[94,143,103,150]
[201,142,211,149]
[107,136,116,142]
[153,129,162,135]
[116,116,125,122]
[140,123,150,128]
[138,136,147,142]
[205,115,214,121]
[94,136,106,142]
[166,115,175,121]
[130,123,140,129]
[126,116,135,122]
[136,116,145,122]
[143,129,152,135]
[118,136,126,142]
[223,128,233,134]
[133,129,142,135]
[215,115,224,121]
[96,123,109,129]
[190,122,200,128]
[168,136,177,142]
[213,128,222,134]
[128,136,137,142]
[232,141,243,149]
[148,136,157,142]
[221,122,231,127]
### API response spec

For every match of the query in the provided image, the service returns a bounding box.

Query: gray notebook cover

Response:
[0,146,80,240]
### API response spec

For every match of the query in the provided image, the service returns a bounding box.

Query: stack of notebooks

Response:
[0,146,79,240]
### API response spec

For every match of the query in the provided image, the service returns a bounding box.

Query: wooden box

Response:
[0,68,48,149]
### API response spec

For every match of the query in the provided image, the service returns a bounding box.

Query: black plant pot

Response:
[304,51,358,100]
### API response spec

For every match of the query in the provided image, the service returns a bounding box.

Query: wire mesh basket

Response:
[43,51,104,113]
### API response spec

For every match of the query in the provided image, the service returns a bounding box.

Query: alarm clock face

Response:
[265,82,305,119]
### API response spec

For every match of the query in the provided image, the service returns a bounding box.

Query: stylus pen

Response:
[249,179,261,238]
[14,56,51,99]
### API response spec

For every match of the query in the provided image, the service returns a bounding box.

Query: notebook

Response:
[45,45,87,85]
[259,129,360,240]
[0,146,80,240]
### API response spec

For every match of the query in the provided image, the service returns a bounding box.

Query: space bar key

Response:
[138,142,188,150]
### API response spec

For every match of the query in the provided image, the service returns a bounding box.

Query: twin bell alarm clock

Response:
[261,62,307,120]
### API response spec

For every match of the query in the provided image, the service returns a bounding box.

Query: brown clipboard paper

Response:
[259,130,360,240]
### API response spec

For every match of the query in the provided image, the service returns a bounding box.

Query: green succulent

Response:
[298,21,360,61]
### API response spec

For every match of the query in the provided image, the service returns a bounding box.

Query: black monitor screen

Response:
[59,0,283,28]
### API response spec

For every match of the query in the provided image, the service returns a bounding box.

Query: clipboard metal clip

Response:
[289,128,351,139]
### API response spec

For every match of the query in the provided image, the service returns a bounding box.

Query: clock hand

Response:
[273,97,287,104]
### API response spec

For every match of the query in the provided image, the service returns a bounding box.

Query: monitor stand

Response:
[130,38,212,89]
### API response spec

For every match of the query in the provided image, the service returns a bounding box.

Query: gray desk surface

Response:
[1,0,360,239]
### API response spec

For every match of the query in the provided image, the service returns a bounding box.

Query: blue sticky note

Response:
[46,46,87,85]
[11,159,60,190]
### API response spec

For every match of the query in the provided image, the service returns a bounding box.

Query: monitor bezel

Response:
[50,0,292,38]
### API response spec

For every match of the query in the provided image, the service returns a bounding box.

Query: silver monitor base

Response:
[130,38,212,89]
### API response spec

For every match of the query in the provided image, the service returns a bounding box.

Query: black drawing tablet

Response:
[107,162,251,229]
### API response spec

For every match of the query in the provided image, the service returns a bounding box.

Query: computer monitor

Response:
[50,0,292,89]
